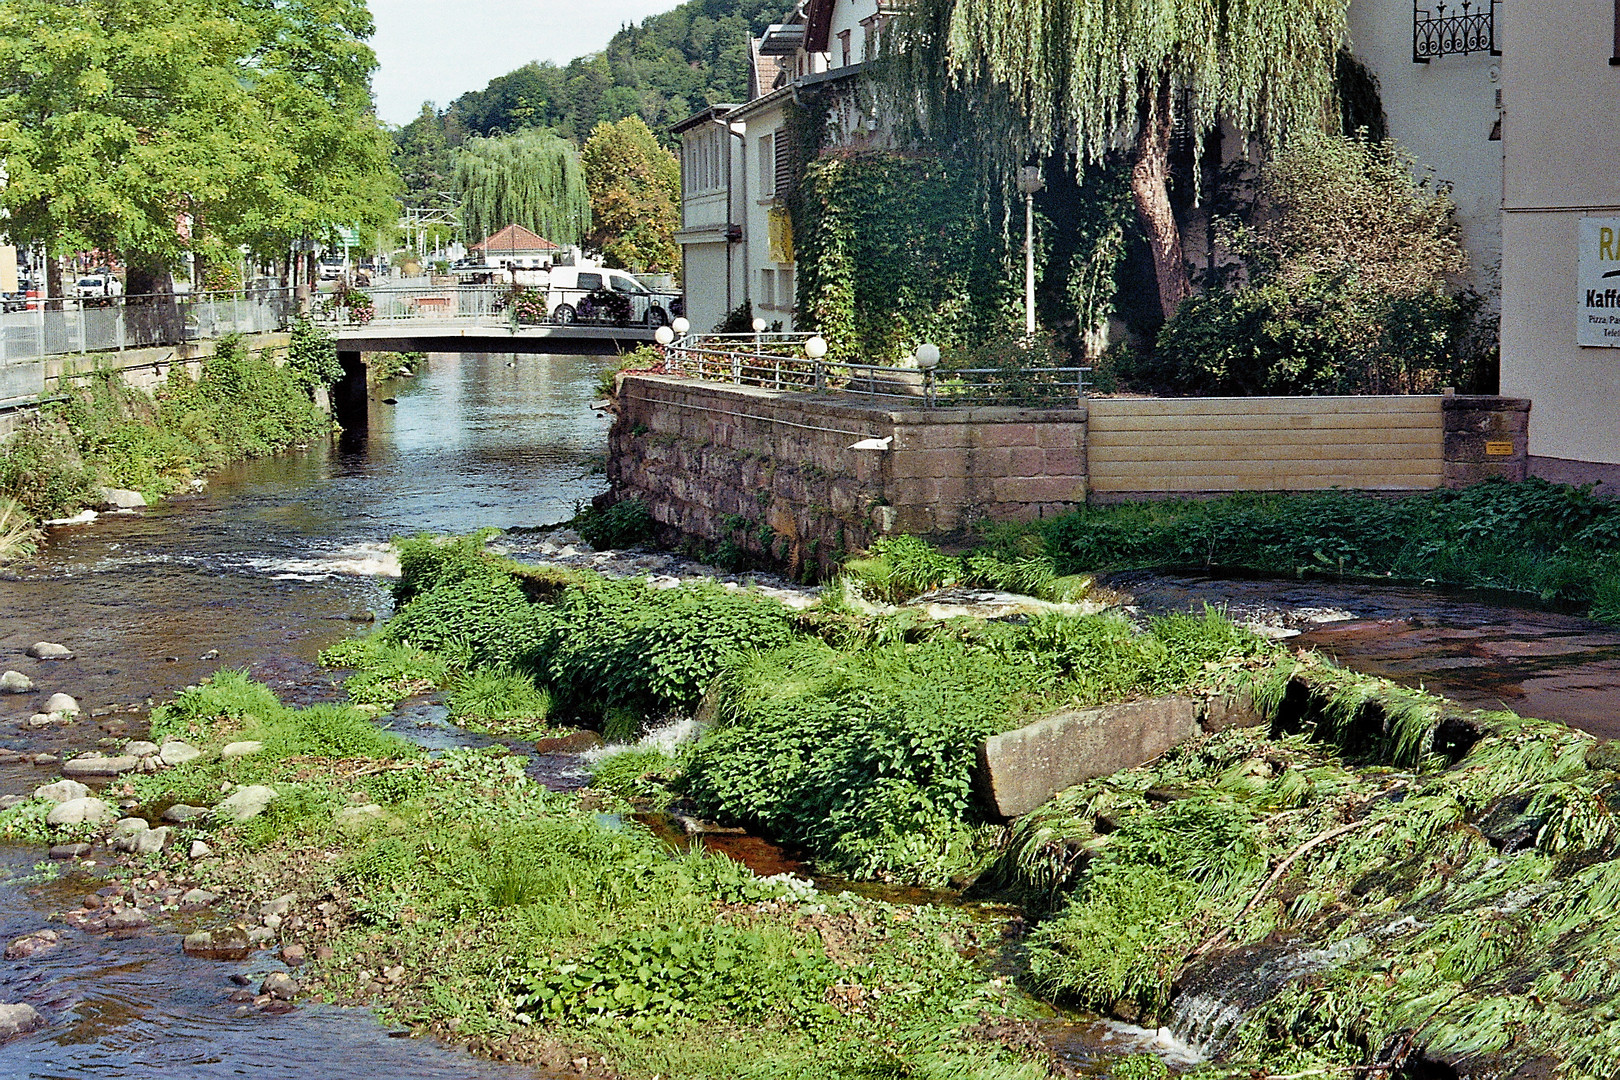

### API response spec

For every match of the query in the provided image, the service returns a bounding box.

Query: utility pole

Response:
[1018,166,1045,338]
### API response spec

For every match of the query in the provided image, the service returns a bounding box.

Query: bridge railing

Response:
[666,332,1089,409]
[318,284,676,329]
[0,289,294,365]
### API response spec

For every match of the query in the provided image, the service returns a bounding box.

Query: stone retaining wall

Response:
[605,376,1534,572]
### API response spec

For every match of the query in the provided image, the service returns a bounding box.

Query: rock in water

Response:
[26,643,73,661]
[182,929,251,961]
[260,972,299,1000]
[45,797,114,827]
[97,487,147,510]
[42,693,79,716]
[216,785,276,822]
[32,779,89,805]
[535,730,606,754]
[62,755,137,778]
[47,844,91,860]
[0,1003,44,1040]
[158,741,201,767]
[0,672,33,694]
[103,907,149,931]
[4,931,60,960]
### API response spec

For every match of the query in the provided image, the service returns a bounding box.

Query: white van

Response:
[544,265,681,328]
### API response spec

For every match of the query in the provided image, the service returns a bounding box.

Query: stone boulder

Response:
[535,729,605,754]
[33,779,89,805]
[0,1003,44,1041]
[220,741,264,759]
[124,741,160,758]
[158,741,202,767]
[98,487,148,510]
[62,755,138,778]
[26,643,73,661]
[182,928,251,961]
[161,804,208,824]
[45,797,114,828]
[42,693,79,716]
[0,672,33,694]
[216,785,276,822]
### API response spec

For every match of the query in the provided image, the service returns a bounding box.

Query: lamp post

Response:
[1017,166,1045,338]
[805,334,828,392]
[915,343,940,407]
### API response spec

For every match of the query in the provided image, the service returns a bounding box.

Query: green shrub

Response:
[589,748,680,803]
[842,535,962,604]
[573,499,656,550]
[448,667,554,738]
[321,637,453,707]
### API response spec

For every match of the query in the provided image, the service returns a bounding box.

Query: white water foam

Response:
[582,716,706,765]
[1087,1020,1208,1068]
[250,541,402,581]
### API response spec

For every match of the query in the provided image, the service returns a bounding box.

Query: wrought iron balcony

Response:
[1414,0,1499,62]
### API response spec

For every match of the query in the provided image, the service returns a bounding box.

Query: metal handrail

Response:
[666,333,1089,408]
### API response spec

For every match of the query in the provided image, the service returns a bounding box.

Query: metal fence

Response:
[0,290,293,365]
[315,284,675,328]
[667,333,1089,409]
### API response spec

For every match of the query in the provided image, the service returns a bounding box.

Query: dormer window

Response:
[839,29,852,67]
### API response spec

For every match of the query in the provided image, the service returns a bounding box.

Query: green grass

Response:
[447,667,555,740]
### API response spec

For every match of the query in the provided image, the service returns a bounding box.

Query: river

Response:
[0,352,608,1079]
[4,352,1620,1077]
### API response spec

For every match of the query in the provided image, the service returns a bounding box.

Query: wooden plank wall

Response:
[1086,396,1445,494]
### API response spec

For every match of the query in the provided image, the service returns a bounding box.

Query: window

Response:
[759,268,776,308]
[682,128,723,195]
[779,267,794,312]
[577,272,603,291]
[839,29,852,67]
[758,132,775,199]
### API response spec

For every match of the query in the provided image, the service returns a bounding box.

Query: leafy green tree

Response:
[581,117,680,273]
[885,0,1347,321]
[0,0,398,294]
[394,103,455,204]
[453,131,591,247]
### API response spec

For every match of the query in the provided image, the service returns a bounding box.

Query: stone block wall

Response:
[608,375,1088,574]
[1442,395,1532,487]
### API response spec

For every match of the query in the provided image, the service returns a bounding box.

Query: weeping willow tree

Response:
[882,0,1348,321]
[454,131,591,247]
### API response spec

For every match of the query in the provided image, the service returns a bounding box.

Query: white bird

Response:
[848,435,893,451]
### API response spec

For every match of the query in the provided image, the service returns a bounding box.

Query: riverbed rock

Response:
[259,894,295,919]
[216,785,276,822]
[123,741,159,758]
[103,907,149,931]
[5,931,60,960]
[161,804,208,824]
[47,844,90,860]
[134,827,170,855]
[158,741,201,767]
[97,487,147,510]
[42,693,79,716]
[0,672,33,695]
[280,944,306,967]
[110,818,149,852]
[261,972,298,1001]
[535,729,605,754]
[45,797,114,827]
[26,715,54,729]
[179,888,218,908]
[220,741,264,759]
[975,696,1204,819]
[33,779,89,805]
[0,797,21,812]
[0,1002,44,1040]
[246,927,276,947]
[62,755,138,778]
[26,643,73,661]
[333,804,384,830]
[188,840,212,860]
[182,928,251,961]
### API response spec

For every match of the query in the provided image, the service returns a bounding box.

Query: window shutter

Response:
[774,131,794,197]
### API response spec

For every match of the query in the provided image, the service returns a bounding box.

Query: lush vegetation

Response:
[453,130,592,247]
[0,0,397,289]
[0,335,331,524]
[19,665,1052,1079]
[581,116,682,275]
[1143,133,1494,396]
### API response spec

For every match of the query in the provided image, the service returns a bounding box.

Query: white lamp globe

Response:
[914,343,941,370]
[671,317,690,335]
[804,335,829,360]
[751,317,767,333]
[654,325,675,345]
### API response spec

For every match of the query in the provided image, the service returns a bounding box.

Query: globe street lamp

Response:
[1017,166,1045,338]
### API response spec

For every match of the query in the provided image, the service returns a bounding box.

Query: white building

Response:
[673,0,893,333]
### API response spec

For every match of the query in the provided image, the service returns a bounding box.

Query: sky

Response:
[368,0,679,127]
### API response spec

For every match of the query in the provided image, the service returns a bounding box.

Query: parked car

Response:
[0,292,24,313]
[318,261,345,282]
[74,274,122,300]
[544,265,680,327]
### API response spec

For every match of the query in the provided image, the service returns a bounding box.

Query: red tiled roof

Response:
[472,224,560,253]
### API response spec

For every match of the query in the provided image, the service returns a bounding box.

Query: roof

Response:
[670,103,742,136]
[805,0,835,52]
[750,38,788,98]
[471,224,559,253]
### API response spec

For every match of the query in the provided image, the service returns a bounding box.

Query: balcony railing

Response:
[1414,0,1498,61]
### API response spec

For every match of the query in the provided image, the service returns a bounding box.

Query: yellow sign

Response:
[768,205,794,265]
[1485,441,1515,456]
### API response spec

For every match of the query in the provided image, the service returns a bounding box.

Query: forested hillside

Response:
[394,0,784,203]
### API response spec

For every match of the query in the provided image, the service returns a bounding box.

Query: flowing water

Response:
[0,352,611,1078]
[5,353,1620,1075]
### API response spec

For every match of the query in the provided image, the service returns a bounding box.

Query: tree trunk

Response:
[44,256,63,312]
[124,257,183,347]
[1130,76,1192,323]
